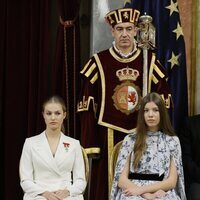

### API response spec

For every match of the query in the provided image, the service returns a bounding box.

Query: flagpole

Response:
[137,13,155,97]
[143,48,148,96]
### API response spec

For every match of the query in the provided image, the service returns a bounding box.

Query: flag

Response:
[125,0,188,133]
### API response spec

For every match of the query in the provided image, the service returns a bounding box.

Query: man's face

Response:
[111,22,136,51]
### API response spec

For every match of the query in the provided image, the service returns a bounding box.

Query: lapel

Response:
[32,131,63,176]
[55,134,72,167]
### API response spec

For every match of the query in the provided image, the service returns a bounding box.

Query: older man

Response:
[77,7,172,200]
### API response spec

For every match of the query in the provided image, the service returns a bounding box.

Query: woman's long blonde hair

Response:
[133,92,175,170]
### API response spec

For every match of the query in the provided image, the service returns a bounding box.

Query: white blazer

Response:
[19,131,86,200]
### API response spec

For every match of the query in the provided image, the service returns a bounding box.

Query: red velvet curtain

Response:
[0,0,55,199]
[52,0,81,139]
[0,0,81,199]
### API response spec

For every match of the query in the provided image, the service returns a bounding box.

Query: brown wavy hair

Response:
[133,92,175,170]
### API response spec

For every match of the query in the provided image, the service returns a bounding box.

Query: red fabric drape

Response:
[52,0,81,139]
[0,1,53,199]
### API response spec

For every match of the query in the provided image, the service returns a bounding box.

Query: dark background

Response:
[0,0,91,199]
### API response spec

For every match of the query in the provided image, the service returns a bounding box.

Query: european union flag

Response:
[125,0,188,133]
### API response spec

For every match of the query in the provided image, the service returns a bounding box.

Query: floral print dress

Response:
[110,131,186,200]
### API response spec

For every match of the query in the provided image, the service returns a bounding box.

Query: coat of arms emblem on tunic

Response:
[112,67,141,115]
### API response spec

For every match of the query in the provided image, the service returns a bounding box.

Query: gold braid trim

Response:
[81,61,98,84]
[80,59,92,74]
[90,72,98,84]
[160,94,172,109]
[153,64,165,78]
[84,63,97,77]
[108,128,114,198]
[77,96,97,113]
[152,74,158,84]
[84,147,101,155]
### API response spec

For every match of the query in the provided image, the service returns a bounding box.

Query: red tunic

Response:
[78,47,171,133]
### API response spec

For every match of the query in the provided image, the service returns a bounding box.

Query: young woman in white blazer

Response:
[19,96,86,200]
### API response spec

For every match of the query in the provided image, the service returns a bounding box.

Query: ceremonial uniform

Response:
[77,45,172,200]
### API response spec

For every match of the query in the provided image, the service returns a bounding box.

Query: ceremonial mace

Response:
[137,13,155,97]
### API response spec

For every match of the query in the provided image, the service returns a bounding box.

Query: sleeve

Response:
[19,138,46,197]
[169,136,187,200]
[77,56,99,148]
[149,52,172,109]
[110,134,135,200]
[179,117,200,183]
[77,56,99,113]
[68,140,87,196]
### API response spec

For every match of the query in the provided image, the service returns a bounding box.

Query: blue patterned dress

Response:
[110,131,186,200]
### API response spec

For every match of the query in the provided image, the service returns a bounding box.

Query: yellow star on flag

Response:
[168,52,180,69]
[173,22,184,40]
[165,0,179,16]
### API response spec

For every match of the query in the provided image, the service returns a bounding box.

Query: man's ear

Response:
[134,26,138,37]
[111,27,115,37]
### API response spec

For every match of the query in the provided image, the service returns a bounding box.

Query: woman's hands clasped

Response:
[41,189,70,200]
